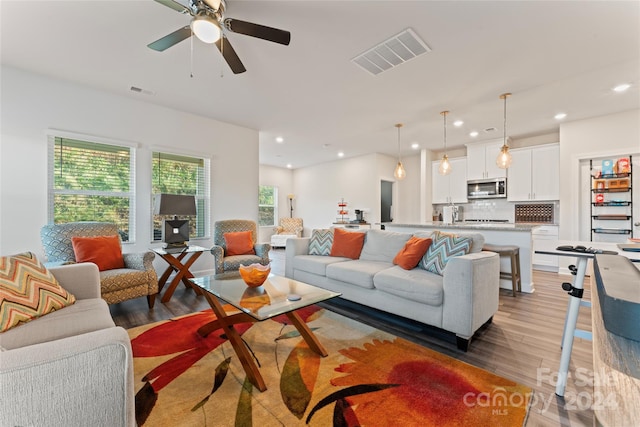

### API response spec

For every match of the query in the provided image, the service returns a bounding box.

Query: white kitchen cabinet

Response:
[431,157,467,204]
[466,139,507,180]
[532,225,559,271]
[508,144,559,201]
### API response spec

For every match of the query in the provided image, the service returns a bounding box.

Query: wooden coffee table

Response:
[189,274,340,391]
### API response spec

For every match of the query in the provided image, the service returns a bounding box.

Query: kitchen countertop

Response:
[383,222,543,232]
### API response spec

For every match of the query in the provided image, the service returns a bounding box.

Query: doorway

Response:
[381,180,393,223]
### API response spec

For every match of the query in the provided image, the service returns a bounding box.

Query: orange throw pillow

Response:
[71,235,125,271]
[330,228,366,259]
[224,231,256,256]
[393,236,433,270]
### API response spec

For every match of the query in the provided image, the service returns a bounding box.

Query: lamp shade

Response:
[154,194,197,216]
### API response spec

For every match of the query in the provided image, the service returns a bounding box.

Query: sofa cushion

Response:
[0,252,76,333]
[308,229,334,255]
[374,266,444,306]
[393,236,432,270]
[420,231,472,275]
[359,230,412,262]
[414,231,484,254]
[293,254,351,276]
[326,260,391,289]
[0,299,113,350]
[330,228,366,259]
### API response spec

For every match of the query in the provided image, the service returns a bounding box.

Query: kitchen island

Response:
[384,222,539,293]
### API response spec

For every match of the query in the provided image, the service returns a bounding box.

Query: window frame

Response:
[46,130,137,243]
[150,148,211,242]
[258,185,278,227]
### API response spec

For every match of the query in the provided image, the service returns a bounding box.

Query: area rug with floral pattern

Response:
[128,305,531,426]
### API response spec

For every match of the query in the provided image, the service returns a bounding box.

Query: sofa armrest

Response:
[49,262,101,300]
[0,327,135,427]
[441,251,500,339]
[285,237,310,278]
[123,251,155,271]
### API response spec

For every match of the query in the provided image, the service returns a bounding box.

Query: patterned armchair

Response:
[273,217,303,237]
[210,219,271,278]
[40,222,158,308]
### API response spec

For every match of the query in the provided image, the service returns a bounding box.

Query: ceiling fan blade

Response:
[215,36,246,74]
[153,0,190,13]
[148,26,192,51]
[202,0,222,11]
[224,18,291,46]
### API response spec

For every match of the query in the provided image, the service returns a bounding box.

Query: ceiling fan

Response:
[148,0,291,74]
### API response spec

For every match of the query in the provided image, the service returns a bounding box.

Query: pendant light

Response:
[393,123,406,180]
[438,110,452,175]
[496,92,512,169]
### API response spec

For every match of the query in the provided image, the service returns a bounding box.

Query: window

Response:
[48,135,136,242]
[259,185,277,226]
[152,151,210,241]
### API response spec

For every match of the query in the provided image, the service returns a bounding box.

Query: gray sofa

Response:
[285,229,500,350]
[0,263,135,427]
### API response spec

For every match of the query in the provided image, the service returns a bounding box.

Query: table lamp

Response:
[154,194,197,249]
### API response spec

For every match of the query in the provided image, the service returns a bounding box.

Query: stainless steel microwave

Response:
[467,178,507,199]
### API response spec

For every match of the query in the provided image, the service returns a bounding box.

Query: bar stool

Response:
[482,244,522,297]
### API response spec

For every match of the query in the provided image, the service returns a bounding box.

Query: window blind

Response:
[152,151,209,240]
[48,136,136,242]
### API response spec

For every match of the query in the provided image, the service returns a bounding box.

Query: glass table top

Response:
[190,274,341,321]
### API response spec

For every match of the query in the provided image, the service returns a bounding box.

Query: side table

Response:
[152,245,208,303]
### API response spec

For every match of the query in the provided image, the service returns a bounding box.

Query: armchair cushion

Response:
[224,231,256,256]
[71,235,125,271]
[0,252,76,333]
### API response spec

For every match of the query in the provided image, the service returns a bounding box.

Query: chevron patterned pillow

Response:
[420,231,472,275]
[0,252,76,332]
[308,229,334,256]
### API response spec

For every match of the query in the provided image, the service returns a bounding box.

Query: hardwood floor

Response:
[111,249,594,426]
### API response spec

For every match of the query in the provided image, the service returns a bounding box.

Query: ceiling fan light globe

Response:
[496,145,512,169]
[394,162,406,180]
[191,17,221,44]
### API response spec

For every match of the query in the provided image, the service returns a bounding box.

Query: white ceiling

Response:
[1,0,639,169]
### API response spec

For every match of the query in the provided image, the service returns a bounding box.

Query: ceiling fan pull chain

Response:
[219,36,224,78]
[190,31,194,78]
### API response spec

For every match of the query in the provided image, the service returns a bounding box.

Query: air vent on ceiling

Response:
[352,28,431,76]
[130,86,155,96]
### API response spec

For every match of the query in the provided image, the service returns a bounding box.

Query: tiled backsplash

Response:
[434,199,559,223]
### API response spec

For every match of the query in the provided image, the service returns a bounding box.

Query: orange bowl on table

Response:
[239,263,271,287]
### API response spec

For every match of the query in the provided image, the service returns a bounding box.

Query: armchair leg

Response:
[147,294,156,309]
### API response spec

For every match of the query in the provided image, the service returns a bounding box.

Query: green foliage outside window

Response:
[259,185,277,226]
[152,152,207,240]
[51,137,133,241]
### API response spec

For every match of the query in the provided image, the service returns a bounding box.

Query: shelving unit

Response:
[336,198,348,224]
[590,156,633,242]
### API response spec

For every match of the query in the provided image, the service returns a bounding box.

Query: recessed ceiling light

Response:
[453,120,464,127]
[613,83,631,93]
[286,163,292,169]
[275,137,284,143]
[554,113,567,120]
[469,131,479,137]
[338,152,344,158]
[411,143,419,149]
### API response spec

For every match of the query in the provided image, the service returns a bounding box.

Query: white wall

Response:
[258,164,294,242]
[290,152,422,233]
[559,109,640,240]
[0,66,259,274]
